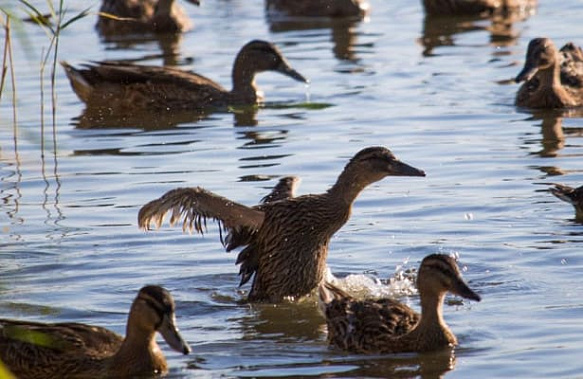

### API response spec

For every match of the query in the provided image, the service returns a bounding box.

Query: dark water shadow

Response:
[72,105,214,130]
[72,102,332,130]
[267,16,363,62]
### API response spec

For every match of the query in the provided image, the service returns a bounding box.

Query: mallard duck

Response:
[422,0,535,17]
[97,0,200,35]
[550,183,583,220]
[0,285,190,378]
[319,254,481,354]
[515,38,583,109]
[60,40,308,111]
[265,0,370,18]
[138,146,426,303]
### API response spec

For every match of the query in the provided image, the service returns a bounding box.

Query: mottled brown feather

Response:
[515,38,583,109]
[61,40,308,111]
[97,0,200,35]
[138,147,425,302]
[422,0,536,16]
[0,286,190,378]
[319,254,481,354]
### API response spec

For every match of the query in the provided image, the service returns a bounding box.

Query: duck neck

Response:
[231,56,259,103]
[540,60,563,91]
[406,291,456,350]
[537,60,574,107]
[110,324,167,376]
[328,167,376,205]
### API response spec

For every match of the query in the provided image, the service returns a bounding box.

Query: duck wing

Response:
[227,176,299,252]
[0,319,122,356]
[61,61,227,109]
[320,282,419,353]
[138,187,265,245]
[229,177,300,287]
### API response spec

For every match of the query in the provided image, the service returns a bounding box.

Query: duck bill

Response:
[276,61,309,84]
[550,185,576,205]
[389,160,426,177]
[158,314,191,355]
[452,279,481,302]
[515,62,538,83]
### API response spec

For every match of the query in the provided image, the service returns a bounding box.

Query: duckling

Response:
[60,40,308,111]
[0,286,190,378]
[319,254,481,354]
[515,38,583,109]
[138,146,425,303]
[97,0,200,35]
[550,183,583,220]
[422,0,535,17]
[265,0,369,18]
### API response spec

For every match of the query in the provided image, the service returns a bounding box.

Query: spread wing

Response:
[138,187,265,244]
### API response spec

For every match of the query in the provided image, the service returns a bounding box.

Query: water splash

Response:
[324,265,417,300]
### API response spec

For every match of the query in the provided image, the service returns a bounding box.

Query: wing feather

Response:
[138,187,265,239]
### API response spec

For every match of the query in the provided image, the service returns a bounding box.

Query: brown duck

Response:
[60,40,308,111]
[515,38,583,109]
[138,146,425,303]
[319,254,481,354]
[550,183,583,220]
[422,0,536,16]
[0,286,190,378]
[97,0,200,35]
[265,0,370,18]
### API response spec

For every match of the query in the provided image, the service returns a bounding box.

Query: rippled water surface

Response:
[2,0,583,377]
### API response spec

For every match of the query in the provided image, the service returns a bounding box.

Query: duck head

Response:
[516,38,560,83]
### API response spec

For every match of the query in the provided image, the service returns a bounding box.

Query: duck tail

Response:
[60,61,93,103]
[317,281,350,315]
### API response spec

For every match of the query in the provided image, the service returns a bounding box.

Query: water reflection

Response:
[236,300,455,377]
[242,300,324,342]
[419,9,533,57]
[267,17,361,62]
[72,105,212,130]
[534,115,564,158]
[98,33,189,67]
[340,349,456,378]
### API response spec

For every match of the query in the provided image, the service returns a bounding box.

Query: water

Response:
[1,0,583,377]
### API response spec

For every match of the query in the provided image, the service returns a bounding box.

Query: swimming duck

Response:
[0,285,190,378]
[515,38,583,109]
[550,183,583,220]
[265,0,369,18]
[319,254,481,354]
[422,0,535,17]
[97,0,200,35]
[60,40,308,111]
[138,146,425,303]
